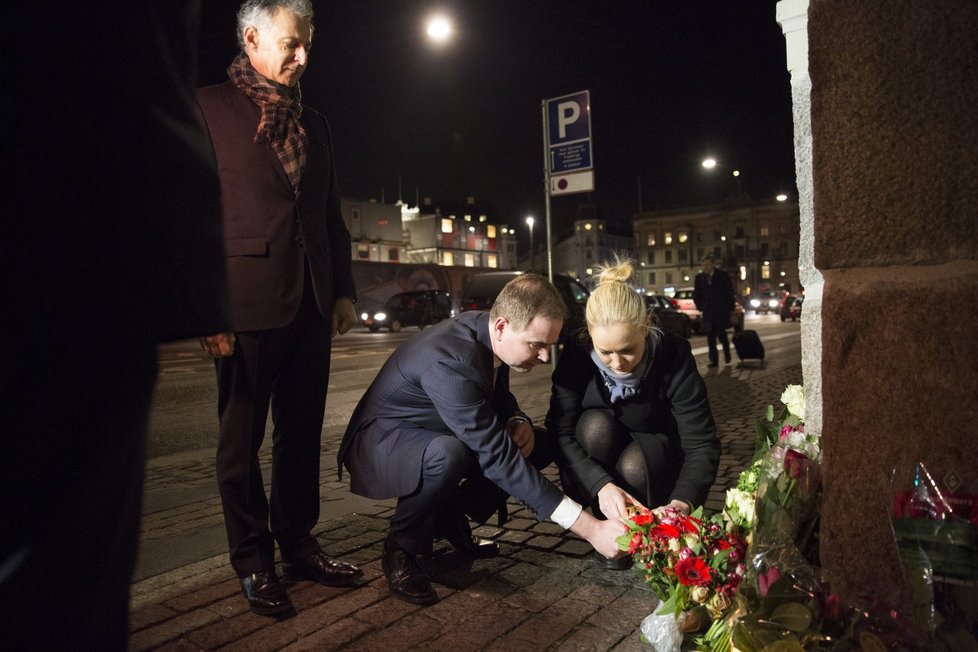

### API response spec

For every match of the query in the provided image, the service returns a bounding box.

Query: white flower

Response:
[724,488,755,527]
[780,384,805,421]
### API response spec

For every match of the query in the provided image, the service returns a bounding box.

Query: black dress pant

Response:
[215,287,330,576]
[389,427,554,555]
[704,317,731,364]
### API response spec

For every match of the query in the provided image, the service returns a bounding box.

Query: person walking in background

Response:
[196,0,362,617]
[338,274,628,606]
[547,258,720,569]
[3,3,230,648]
[693,254,735,366]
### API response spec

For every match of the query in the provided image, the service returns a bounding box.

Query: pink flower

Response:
[758,566,781,597]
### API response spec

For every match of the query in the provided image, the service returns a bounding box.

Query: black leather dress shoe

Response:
[282,552,364,587]
[592,551,633,571]
[382,535,439,605]
[240,570,294,616]
[441,510,499,558]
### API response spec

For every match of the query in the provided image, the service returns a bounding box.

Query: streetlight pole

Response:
[526,216,535,270]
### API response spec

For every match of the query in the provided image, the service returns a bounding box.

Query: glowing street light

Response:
[776,193,788,202]
[526,216,535,269]
[425,15,453,43]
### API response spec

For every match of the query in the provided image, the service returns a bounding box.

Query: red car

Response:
[780,295,804,321]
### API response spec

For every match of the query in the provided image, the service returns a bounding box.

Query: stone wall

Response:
[807,0,978,610]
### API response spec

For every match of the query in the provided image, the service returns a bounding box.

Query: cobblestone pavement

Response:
[130,347,801,651]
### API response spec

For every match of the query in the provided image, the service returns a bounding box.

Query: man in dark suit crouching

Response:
[337,274,626,605]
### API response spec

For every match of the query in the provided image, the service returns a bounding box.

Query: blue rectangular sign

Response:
[550,141,592,174]
[546,91,590,146]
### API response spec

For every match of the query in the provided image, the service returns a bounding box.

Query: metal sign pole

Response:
[541,99,558,364]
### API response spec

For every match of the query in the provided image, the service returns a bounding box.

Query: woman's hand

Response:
[596,483,646,520]
[652,499,691,518]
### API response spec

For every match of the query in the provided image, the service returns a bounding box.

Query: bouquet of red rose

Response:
[618,506,747,651]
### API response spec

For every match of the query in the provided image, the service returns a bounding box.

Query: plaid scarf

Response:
[227,53,307,192]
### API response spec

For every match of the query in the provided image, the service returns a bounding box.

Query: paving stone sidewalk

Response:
[130,357,802,651]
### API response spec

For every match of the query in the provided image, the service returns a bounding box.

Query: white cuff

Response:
[549,495,584,530]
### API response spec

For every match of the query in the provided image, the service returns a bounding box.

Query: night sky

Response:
[198,1,796,241]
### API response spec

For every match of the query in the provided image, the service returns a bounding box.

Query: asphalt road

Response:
[147,313,799,459]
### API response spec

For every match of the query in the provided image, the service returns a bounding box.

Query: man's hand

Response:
[507,418,535,457]
[332,297,357,337]
[199,332,236,358]
[596,482,646,520]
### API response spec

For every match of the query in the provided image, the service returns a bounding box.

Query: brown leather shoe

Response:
[382,535,439,605]
[282,552,364,587]
[240,570,294,616]
[440,510,499,558]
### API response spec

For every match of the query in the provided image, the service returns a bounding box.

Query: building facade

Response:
[551,218,636,285]
[400,197,519,270]
[631,198,801,298]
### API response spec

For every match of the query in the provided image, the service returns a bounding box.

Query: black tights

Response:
[565,409,679,513]
[575,410,648,505]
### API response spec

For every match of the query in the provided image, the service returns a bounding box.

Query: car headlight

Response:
[750,299,761,308]
[768,299,779,308]
[373,312,387,321]
[360,312,369,321]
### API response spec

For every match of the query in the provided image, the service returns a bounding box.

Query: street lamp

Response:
[526,216,535,269]
[425,15,453,44]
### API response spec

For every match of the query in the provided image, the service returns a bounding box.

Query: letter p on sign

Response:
[557,101,580,139]
[546,90,590,146]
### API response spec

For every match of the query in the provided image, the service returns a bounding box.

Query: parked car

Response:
[459,271,589,342]
[671,287,744,334]
[644,294,692,338]
[748,291,781,314]
[362,290,453,332]
[781,295,804,321]
[671,287,702,332]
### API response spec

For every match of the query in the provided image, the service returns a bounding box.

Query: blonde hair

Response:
[586,256,654,335]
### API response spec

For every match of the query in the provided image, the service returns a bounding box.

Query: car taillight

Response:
[669,299,679,309]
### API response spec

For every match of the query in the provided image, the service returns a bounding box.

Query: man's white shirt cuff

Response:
[549,495,583,530]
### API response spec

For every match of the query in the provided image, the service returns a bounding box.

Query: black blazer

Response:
[337,311,564,520]
[196,81,355,331]
[546,332,720,508]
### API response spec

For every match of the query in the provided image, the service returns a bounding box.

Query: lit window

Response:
[464,253,475,267]
[441,218,453,234]
[487,225,496,238]
[760,225,770,237]
[357,244,369,260]
[761,263,771,280]
[464,215,471,222]
[584,223,593,231]
[739,266,747,281]
[488,254,497,268]
[442,251,454,266]
[664,232,673,245]
[678,232,688,243]
[479,215,487,222]
[647,233,656,246]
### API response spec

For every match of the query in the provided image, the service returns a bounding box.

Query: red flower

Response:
[630,513,655,527]
[674,556,712,586]
[628,532,644,555]
[650,522,681,541]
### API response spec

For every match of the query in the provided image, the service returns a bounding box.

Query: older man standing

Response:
[196,0,362,616]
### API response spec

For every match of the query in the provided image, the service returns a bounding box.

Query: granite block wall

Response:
[807,0,978,610]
